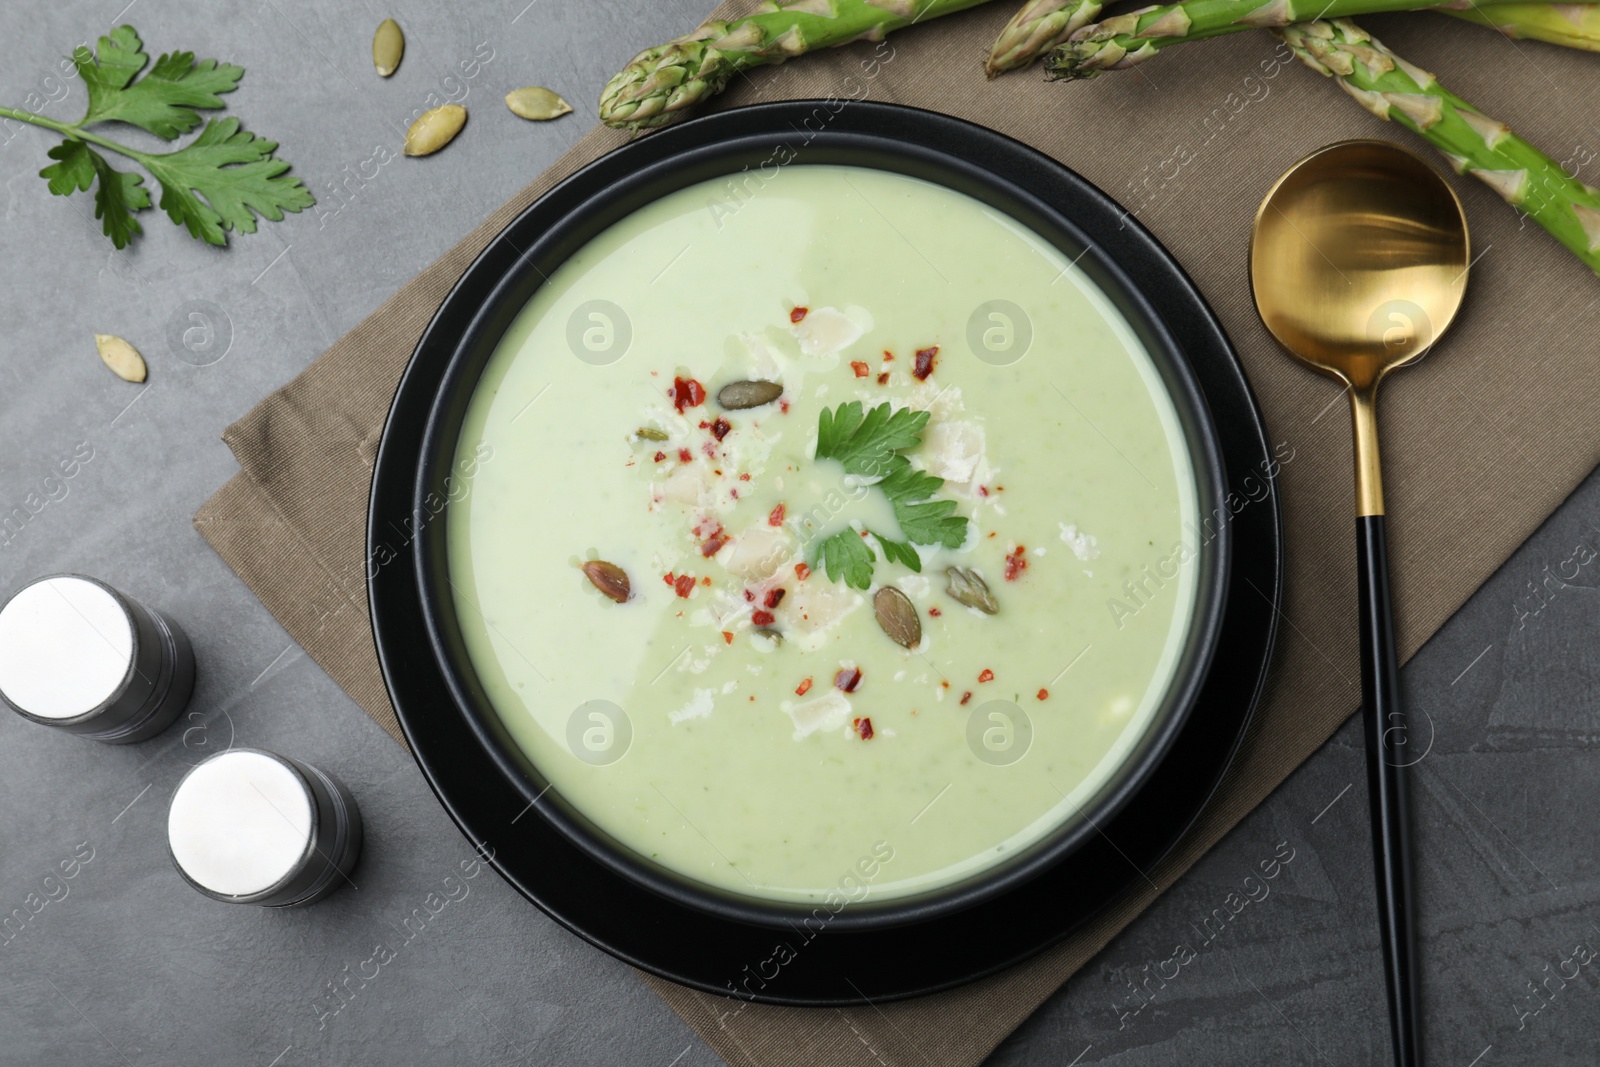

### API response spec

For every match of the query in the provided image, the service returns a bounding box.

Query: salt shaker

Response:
[0,574,194,743]
[166,748,363,907]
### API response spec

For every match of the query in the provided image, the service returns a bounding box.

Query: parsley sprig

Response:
[811,401,969,589]
[1,26,312,248]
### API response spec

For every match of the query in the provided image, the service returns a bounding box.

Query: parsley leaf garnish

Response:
[818,530,877,590]
[817,402,931,479]
[811,401,970,589]
[4,25,311,249]
[76,27,245,139]
[872,534,922,573]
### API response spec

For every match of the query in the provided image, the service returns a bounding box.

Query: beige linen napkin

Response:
[194,4,1600,1064]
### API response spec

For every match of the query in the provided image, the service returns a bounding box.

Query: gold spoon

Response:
[1251,139,1469,1067]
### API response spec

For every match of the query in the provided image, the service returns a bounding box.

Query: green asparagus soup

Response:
[448,165,1200,904]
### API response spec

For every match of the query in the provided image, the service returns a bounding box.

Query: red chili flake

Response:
[940,680,950,689]
[794,562,810,581]
[764,588,786,609]
[709,417,732,441]
[978,668,995,683]
[1036,688,1049,701]
[876,371,890,385]
[1004,546,1028,582]
[978,485,990,497]
[959,691,973,705]
[722,631,734,645]
[702,441,717,457]
[987,531,997,539]
[653,451,666,462]
[768,503,786,527]
[796,677,813,696]
[743,589,755,602]
[912,346,938,381]
[700,576,711,586]
[671,376,706,413]
[834,667,862,693]
[677,448,693,464]
[729,488,739,500]
[700,533,729,557]
[882,350,894,361]
[779,399,791,414]
[850,361,871,378]
[697,420,709,429]
[751,609,775,626]
[663,572,675,586]
[739,472,751,481]
[790,306,809,323]
[673,574,695,598]
[853,717,874,740]
[928,607,942,617]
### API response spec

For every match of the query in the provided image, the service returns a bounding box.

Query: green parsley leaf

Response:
[890,497,968,549]
[144,118,314,245]
[808,402,970,588]
[873,534,922,573]
[74,26,243,140]
[8,24,309,249]
[40,140,97,195]
[816,400,931,479]
[817,530,876,590]
[42,141,151,248]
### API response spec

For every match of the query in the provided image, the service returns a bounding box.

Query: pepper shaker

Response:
[166,748,363,907]
[0,574,194,743]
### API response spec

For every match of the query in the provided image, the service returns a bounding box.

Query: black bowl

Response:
[371,101,1280,1000]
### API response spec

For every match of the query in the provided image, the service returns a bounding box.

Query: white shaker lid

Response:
[0,576,134,719]
[167,750,315,897]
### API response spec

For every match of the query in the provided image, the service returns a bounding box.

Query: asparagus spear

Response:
[599,0,995,130]
[992,0,1600,72]
[1448,0,1600,51]
[985,0,1103,75]
[1280,18,1600,275]
[1044,0,1600,79]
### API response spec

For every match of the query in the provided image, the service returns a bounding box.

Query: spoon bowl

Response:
[1252,139,1469,391]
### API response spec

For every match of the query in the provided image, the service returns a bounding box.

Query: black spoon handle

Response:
[1357,514,1420,1067]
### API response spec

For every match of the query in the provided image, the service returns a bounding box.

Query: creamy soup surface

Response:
[448,165,1200,904]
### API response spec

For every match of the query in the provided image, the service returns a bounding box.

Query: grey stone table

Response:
[0,3,1593,1065]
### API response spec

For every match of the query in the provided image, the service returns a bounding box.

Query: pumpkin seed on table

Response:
[404,104,467,157]
[717,380,783,410]
[944,566,998,615]
[372,18,404,77]
[505,87,572,121]
[581,560,631,603]
[94,334,146,383]
[873,586,921,649]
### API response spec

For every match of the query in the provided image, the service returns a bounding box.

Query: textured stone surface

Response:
[0,2,1594,1064]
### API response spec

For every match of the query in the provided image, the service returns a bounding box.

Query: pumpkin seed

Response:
[873,586,922,649]
[717,379,784,410]
[372,18,404,77]
[944,566,998,615]
[404,104,467,157]
[581,560,631,603]
[94,333,146,383]
[636,427,669,441]
[505,86,573,121]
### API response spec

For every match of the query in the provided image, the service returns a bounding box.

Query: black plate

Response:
[370,101,1281,1004]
